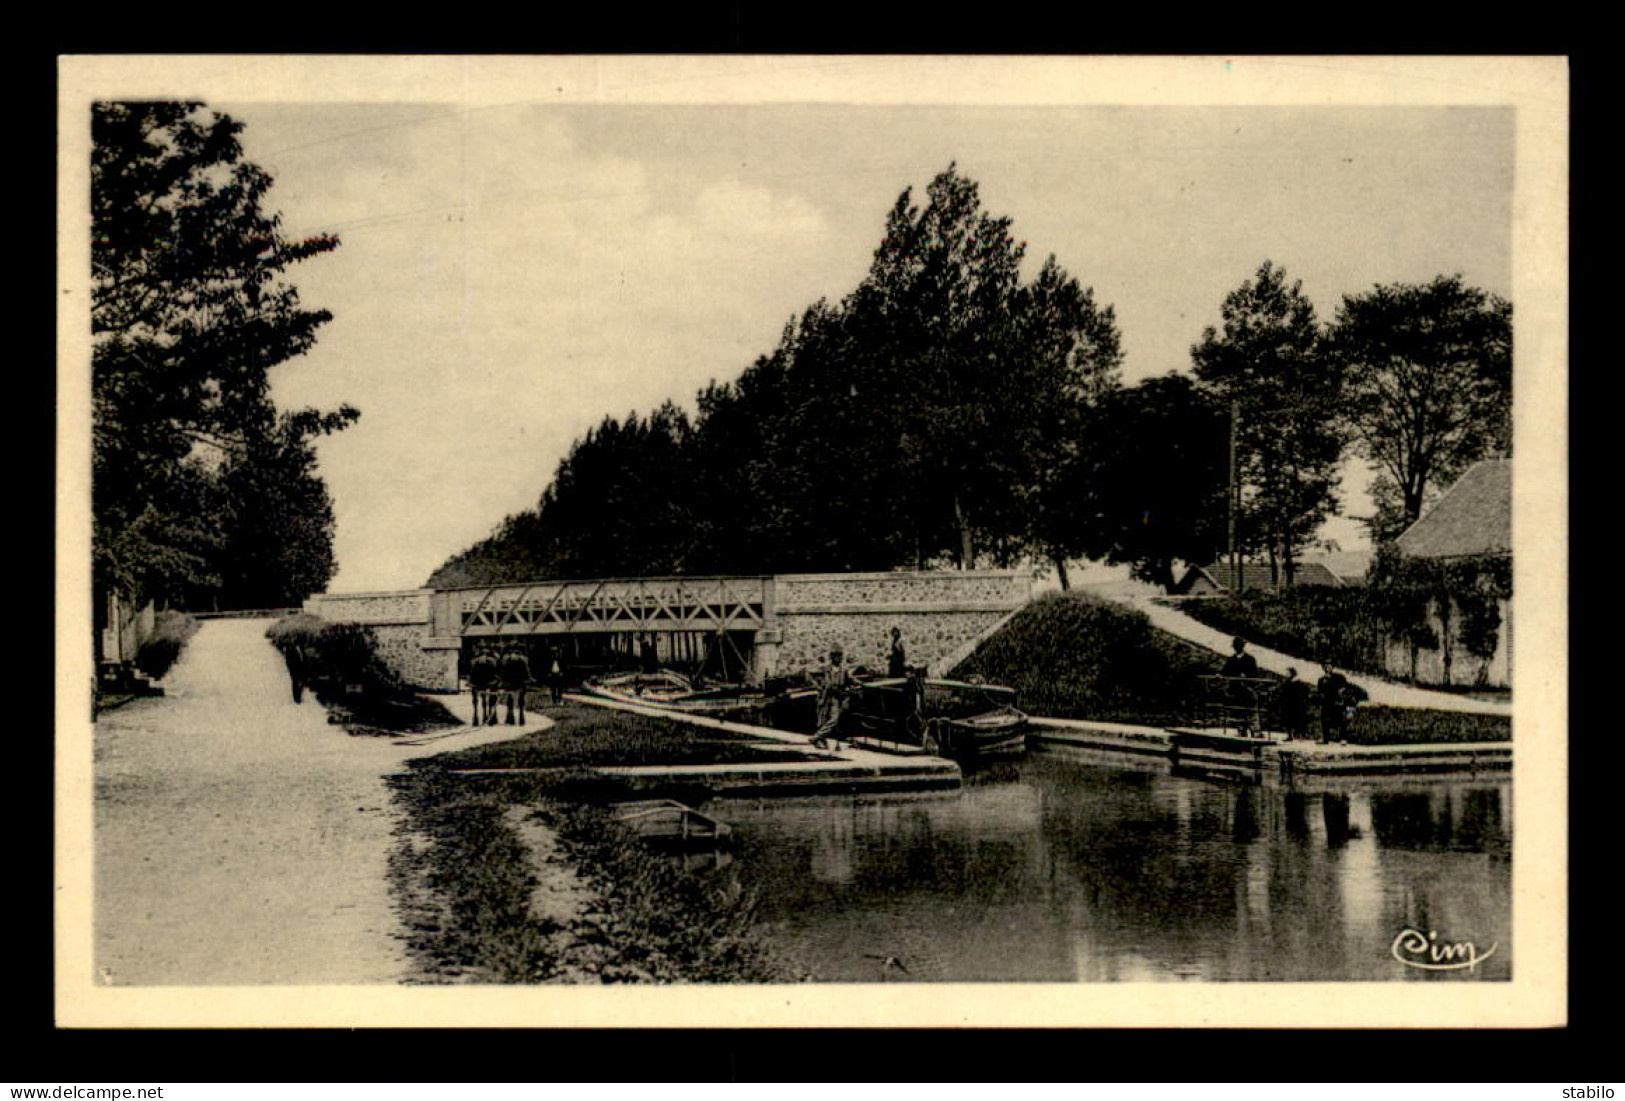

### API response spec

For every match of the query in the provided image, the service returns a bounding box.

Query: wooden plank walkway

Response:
[445,691,963,794]
[1026,716,1510,776]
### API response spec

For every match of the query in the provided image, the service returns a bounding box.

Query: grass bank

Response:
[391,706,806,983]
[1347,707,1510,745]
[950,591,1219,726]
[432,704,821,771]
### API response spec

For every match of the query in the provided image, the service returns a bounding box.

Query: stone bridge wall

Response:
[301,589,461,692]
[303,570,1031,691]
[765,571,1030,678]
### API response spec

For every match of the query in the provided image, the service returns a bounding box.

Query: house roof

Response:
[1395,459,1512,559]
[1181,561,1344,592]
[1310,550,1373,582]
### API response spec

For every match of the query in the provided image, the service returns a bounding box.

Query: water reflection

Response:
[719,747,1511,983]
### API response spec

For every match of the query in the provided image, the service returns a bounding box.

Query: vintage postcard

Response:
[56,55,1568,1028]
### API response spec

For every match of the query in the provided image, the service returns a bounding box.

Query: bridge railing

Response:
[441,575,772,637]
[1197,675,1277,738]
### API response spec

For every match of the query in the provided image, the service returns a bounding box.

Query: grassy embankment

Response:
[432,703,818,772]
[394,705,810,983]
[390,766,794,983]
[950,591,1510,744]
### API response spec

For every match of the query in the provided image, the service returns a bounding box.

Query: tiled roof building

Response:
[1177,561,1345,594]
[1394,459,1511,559]
[1384,459,1513,688]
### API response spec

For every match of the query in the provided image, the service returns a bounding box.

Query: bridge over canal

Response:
[303,570,1031,692]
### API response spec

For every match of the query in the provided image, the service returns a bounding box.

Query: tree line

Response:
[430,163,1510,592]
[93,101,357,623]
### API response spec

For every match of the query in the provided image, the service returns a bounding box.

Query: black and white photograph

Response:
[56,55,1568,1028]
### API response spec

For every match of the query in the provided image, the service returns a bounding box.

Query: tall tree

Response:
[1190,261,1345,585]
[840,165,1120,570]
[92,101,356,615]
[1331,275,1512,532]
[424,164,1122,586]
[211,409,353,609]
[1068,374,1229,591]
[841,166,1025,567]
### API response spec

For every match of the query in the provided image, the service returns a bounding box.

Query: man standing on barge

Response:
[887,627,907,678]
[813,645,855,751]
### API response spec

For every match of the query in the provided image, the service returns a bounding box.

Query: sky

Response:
[212,92,1513,593]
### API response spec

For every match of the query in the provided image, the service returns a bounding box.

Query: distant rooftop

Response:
[1179,560,1345,593]
[1395,459,1512,559]
[1310,549,1373,582]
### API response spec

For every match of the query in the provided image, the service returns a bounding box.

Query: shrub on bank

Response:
[266,613,459,734]
[133,610,200,680]
[1170,588,1385,676]
[1345,706,1510,745]
[950,591,1224,725]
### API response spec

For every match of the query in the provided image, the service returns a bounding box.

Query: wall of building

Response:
[1382,597,1512,689]
[100,592,157,666]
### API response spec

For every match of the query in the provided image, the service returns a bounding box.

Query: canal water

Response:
[713,746,1511,982]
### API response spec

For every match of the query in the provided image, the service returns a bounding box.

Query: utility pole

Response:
[1228,399,1241,593]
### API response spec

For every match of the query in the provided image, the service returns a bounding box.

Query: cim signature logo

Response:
[1390,926,1498,972]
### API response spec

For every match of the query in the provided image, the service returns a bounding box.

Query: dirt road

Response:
[94,618,534,985]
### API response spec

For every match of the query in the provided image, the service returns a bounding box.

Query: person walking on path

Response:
[1277,667,1311,740]
[547,649,566,705]
[813,646,855,751]
[281,640,311,704]
[887,627,907,678]
[500,644,532,726]
[469,645,499,726]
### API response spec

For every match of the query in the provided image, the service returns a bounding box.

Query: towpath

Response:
[93,618,538,986]
[1089,586,1511,716]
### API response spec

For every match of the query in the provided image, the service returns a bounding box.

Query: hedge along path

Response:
[1121,593,1512,716]
[92,617,544,986]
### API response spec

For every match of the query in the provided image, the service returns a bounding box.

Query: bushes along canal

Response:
[265,612,462,736]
